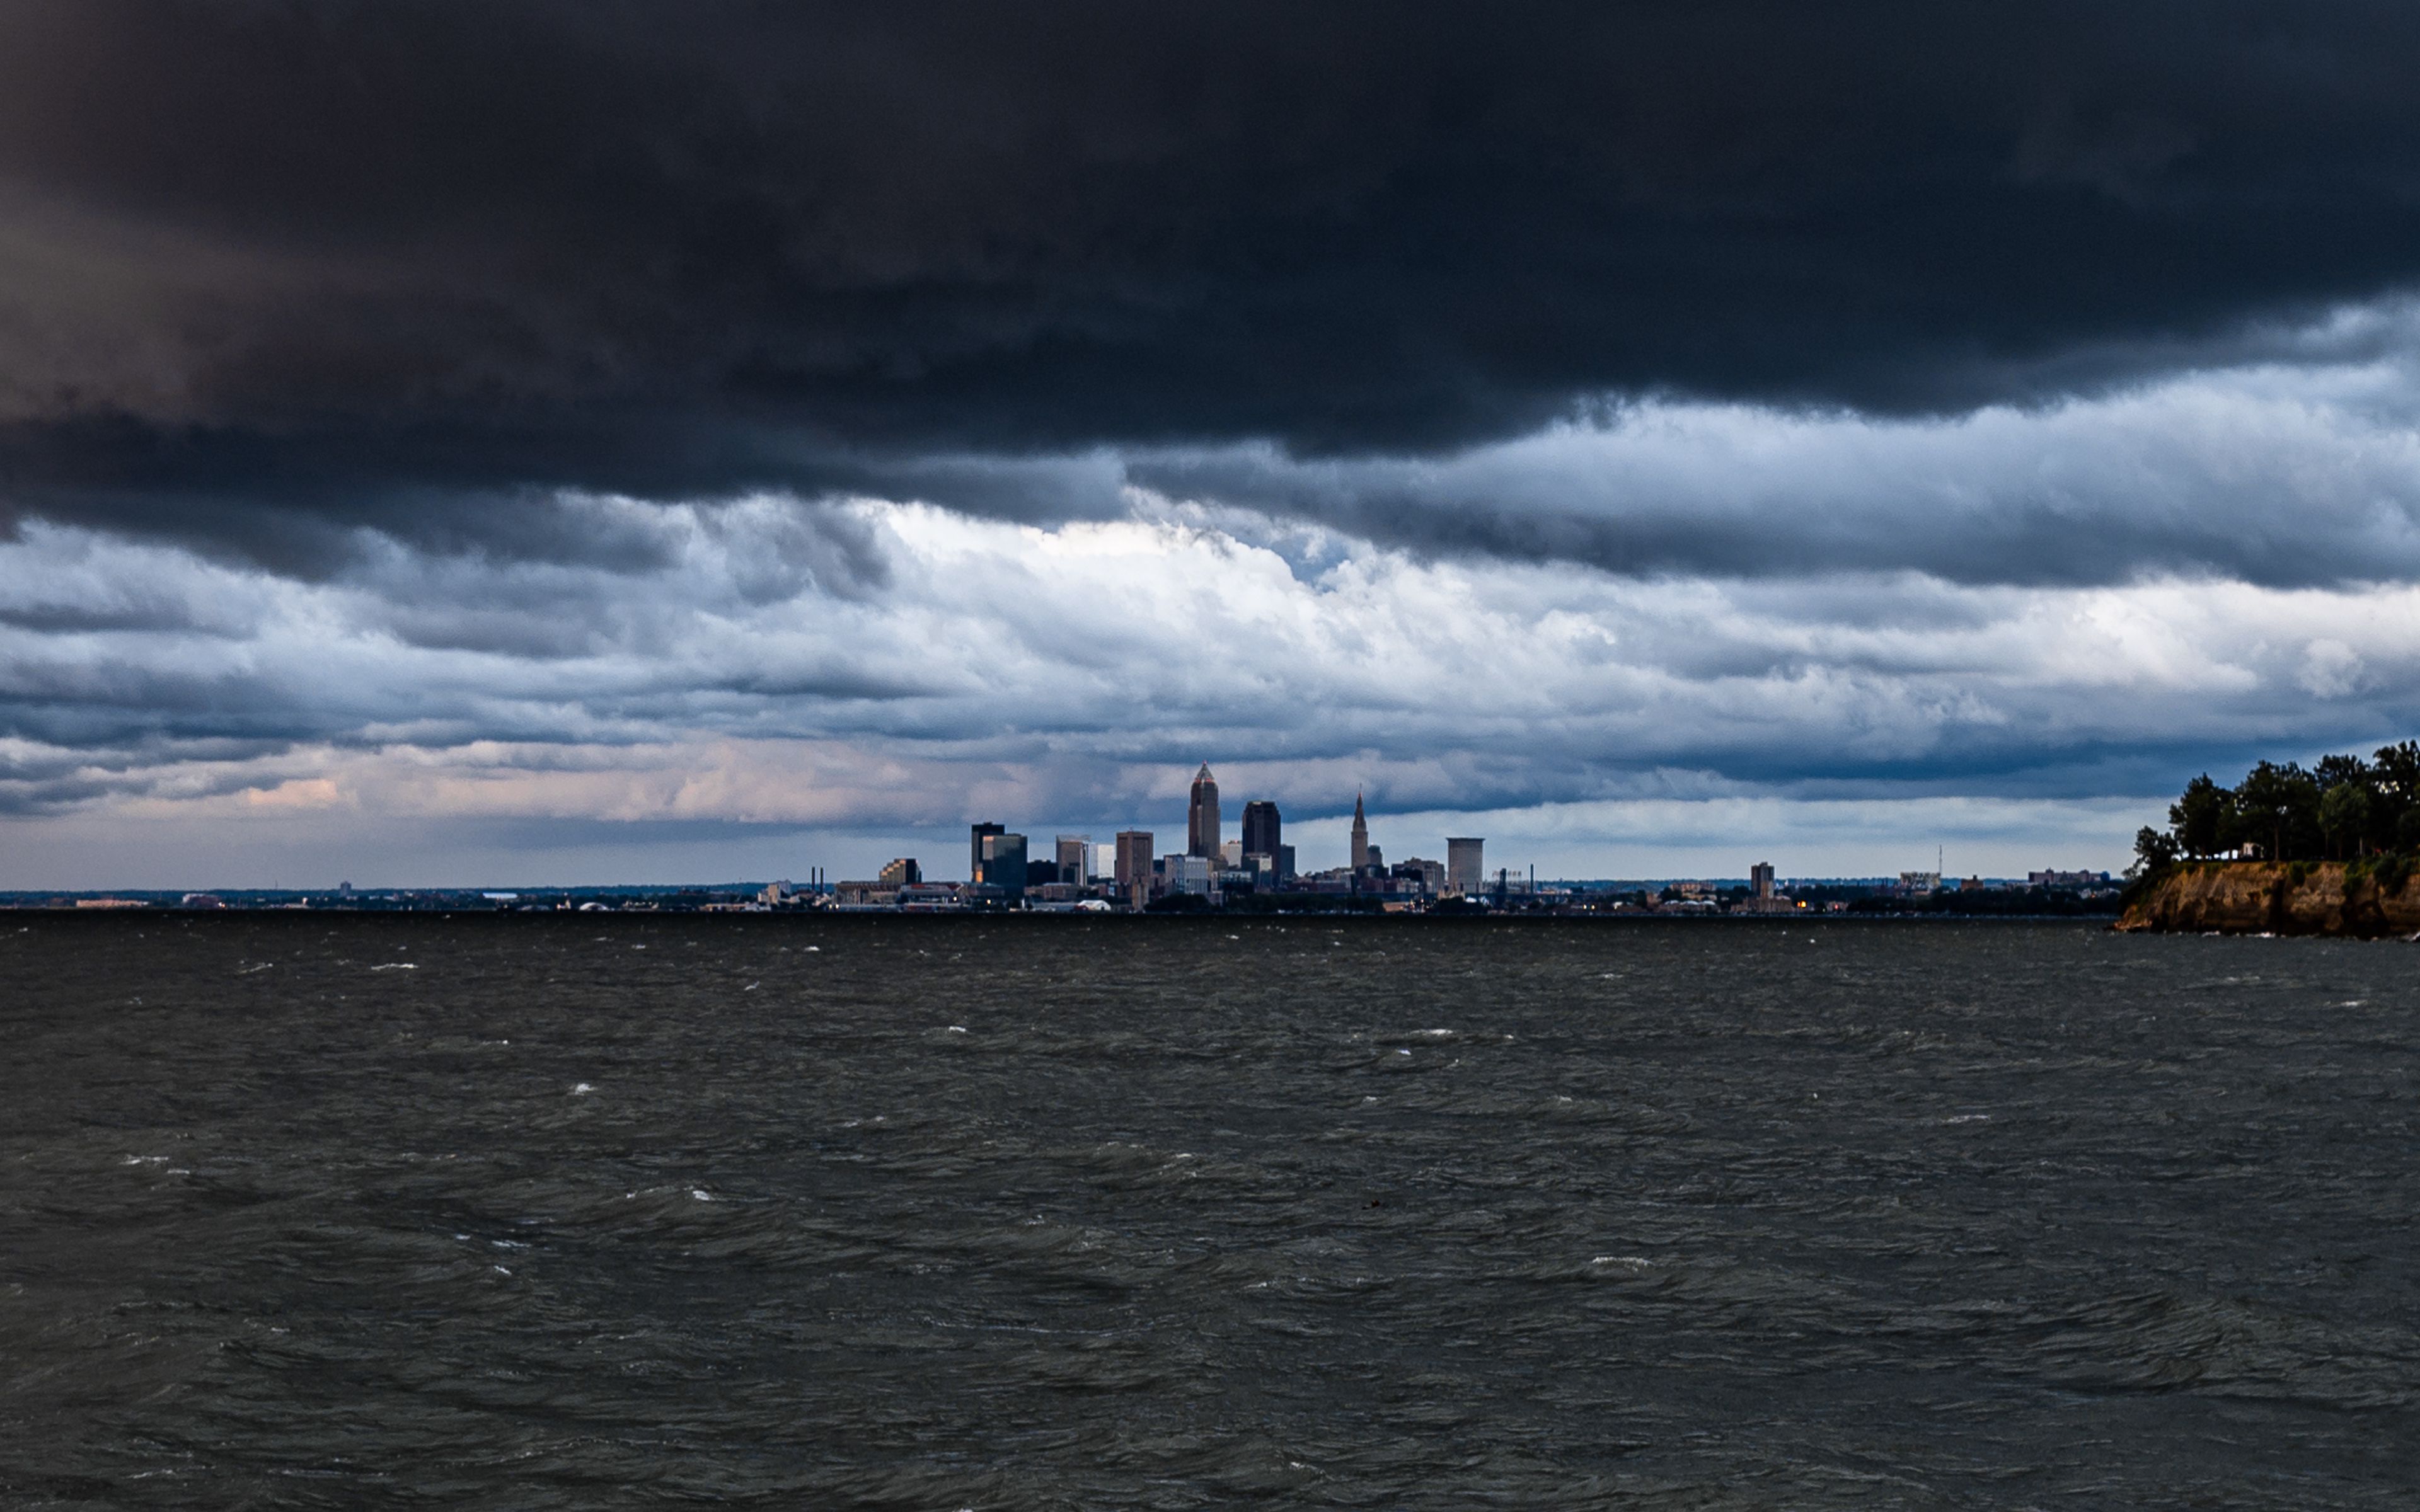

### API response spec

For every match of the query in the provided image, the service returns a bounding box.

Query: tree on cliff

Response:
[2374,742,2420,848]
[2319,781,2374,860]
[2168,774,2232,859]
[2230,762,2320,862]
[2158,744,2420,864]
[2313,753,2378,859]
[2131,826,2179,880]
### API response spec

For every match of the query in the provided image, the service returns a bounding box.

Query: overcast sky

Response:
[6,1,2420,886]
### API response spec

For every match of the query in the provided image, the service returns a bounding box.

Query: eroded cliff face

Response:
[2116,861,2420,936]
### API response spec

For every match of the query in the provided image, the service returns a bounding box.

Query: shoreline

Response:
[2118,859,2420,937]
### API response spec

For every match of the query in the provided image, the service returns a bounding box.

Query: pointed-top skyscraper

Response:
[1350,791,1370,871]
[1188,763,1221,859]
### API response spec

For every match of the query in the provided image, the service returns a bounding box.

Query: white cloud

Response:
[6,491,2420,885]
[2298,638,2365,699]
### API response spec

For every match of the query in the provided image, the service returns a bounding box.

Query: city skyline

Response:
[0,770,2148,892]
[804,762,2103,899]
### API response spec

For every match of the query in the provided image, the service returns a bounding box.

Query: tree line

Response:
[2134,742,2420,875]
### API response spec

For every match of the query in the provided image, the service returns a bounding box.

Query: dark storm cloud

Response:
[5,0,2420,549]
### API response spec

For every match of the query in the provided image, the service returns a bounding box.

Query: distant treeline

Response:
[2135,742,2420,873]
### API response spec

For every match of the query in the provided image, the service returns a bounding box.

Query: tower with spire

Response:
[1350,791,1370,872]
[1188,763,1221,859]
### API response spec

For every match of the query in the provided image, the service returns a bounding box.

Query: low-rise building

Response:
[2028,869,2112,890]
[1160,854,1214,896]
[896,882,965,911]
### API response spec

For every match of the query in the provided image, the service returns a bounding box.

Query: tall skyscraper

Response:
[1115,830,1155,906]
[1447,837,1484,893]
[1241,799,1281,859]
[970,822,1004,881]
[1350,792,1369,872]
[1056,835,1090,884]
[1751,861,1776,900]
[980,832,1027,896]
[1188,763,1221,859]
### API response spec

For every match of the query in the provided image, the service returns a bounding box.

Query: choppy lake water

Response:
[3,915,2416,1508]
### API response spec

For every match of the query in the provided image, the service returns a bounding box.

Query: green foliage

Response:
[2319,781,2373,859]
[2129,825,2179,881]
[2375,742,2420,805]
[2228,760,2321,861]
[2378,851,2415,899]
[2314,752,2373,792]
[2165,743,2420,865]
[2168,774,2232,858]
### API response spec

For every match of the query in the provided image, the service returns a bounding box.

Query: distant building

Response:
[1189,764,1222,860]
[971,822,1005,882]
[1275,843,1296,882]
[1737,861,1795,914]
[1025,857,1059,888]
[1365,843,1383,870]
[1899,870,1942,895]
[979,832,1028,898]
[1056,835,1090,885]
[1161,853,1214,896]
[1350,793,1370,871]
[2028,869,2111,890]
[1397,857,1445,893]
[879,857,921,887]
[1446,837,1484,893]
[1220,839,1245,868]
[1242,800,1281,861]
[1115,830,1155,906]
